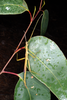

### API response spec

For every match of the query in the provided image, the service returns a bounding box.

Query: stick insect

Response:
[15,11,42,88]
[16,40,29,88]
[14,0,45,87]
[16,36,40,88]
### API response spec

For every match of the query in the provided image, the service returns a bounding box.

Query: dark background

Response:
[0,0,67,100]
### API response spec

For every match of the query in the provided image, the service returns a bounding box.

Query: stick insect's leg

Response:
[28,50,41,75]
[28,59,31,72]
[28,52,36,58]
[28,52,36,72]
[16,53,25,61]
[28,49,41,58]
[28,58,40,75]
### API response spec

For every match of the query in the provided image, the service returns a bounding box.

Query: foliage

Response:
[14,71,50,100]
[0,0,67,100]
[28,36,67,100]
[0,0,29,14]
[40,10,49,35]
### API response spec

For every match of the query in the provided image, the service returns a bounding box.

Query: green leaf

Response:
[40,10,49,35]
[28,36,67,100]
[0,0,29,14]
[14,71,50,100]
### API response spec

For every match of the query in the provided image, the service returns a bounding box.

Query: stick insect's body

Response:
[16,11,42,87]
[16,41,37,87]
[24,41,28,87]
[16,41,28,88]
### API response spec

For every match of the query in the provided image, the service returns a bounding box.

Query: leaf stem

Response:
[3,71,18,77]
[0,0,43,75]
[39,0,43,10]
[28,11,33,22]
[32,0,43,21]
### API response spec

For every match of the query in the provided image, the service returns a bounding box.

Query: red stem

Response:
[0,21,32,74]
[28,11,33,22]
[15,46,25,53]
[39,0,42,10]
[0,52,16,74]
[3,71,18,77]
[0,0,43,75]
[32,0,43,21]
[16,21,32,50]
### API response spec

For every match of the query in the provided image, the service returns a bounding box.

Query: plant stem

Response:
[28,11,33,22]
[0,21,32,74]
[39,0,43,10]
[0,0,43,75]
[16,21,32,50]
[3,71,18,77]
[32,0,43,21]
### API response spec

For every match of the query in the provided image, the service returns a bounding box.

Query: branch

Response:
[0,0,43,75]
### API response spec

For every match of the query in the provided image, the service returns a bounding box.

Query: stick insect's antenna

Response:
[25,34,27,43]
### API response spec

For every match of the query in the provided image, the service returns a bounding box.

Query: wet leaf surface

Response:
[14,71,50,100]
[0,1,67,100]
[0,0,29,14]
[28,36,67,100]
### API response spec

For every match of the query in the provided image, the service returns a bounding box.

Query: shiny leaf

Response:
[0,0,29,14]
[28,36,67,100]
[14,71,50,100]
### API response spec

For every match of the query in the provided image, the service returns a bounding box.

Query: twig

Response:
[0,21,32,74]
[0,0,43,75]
